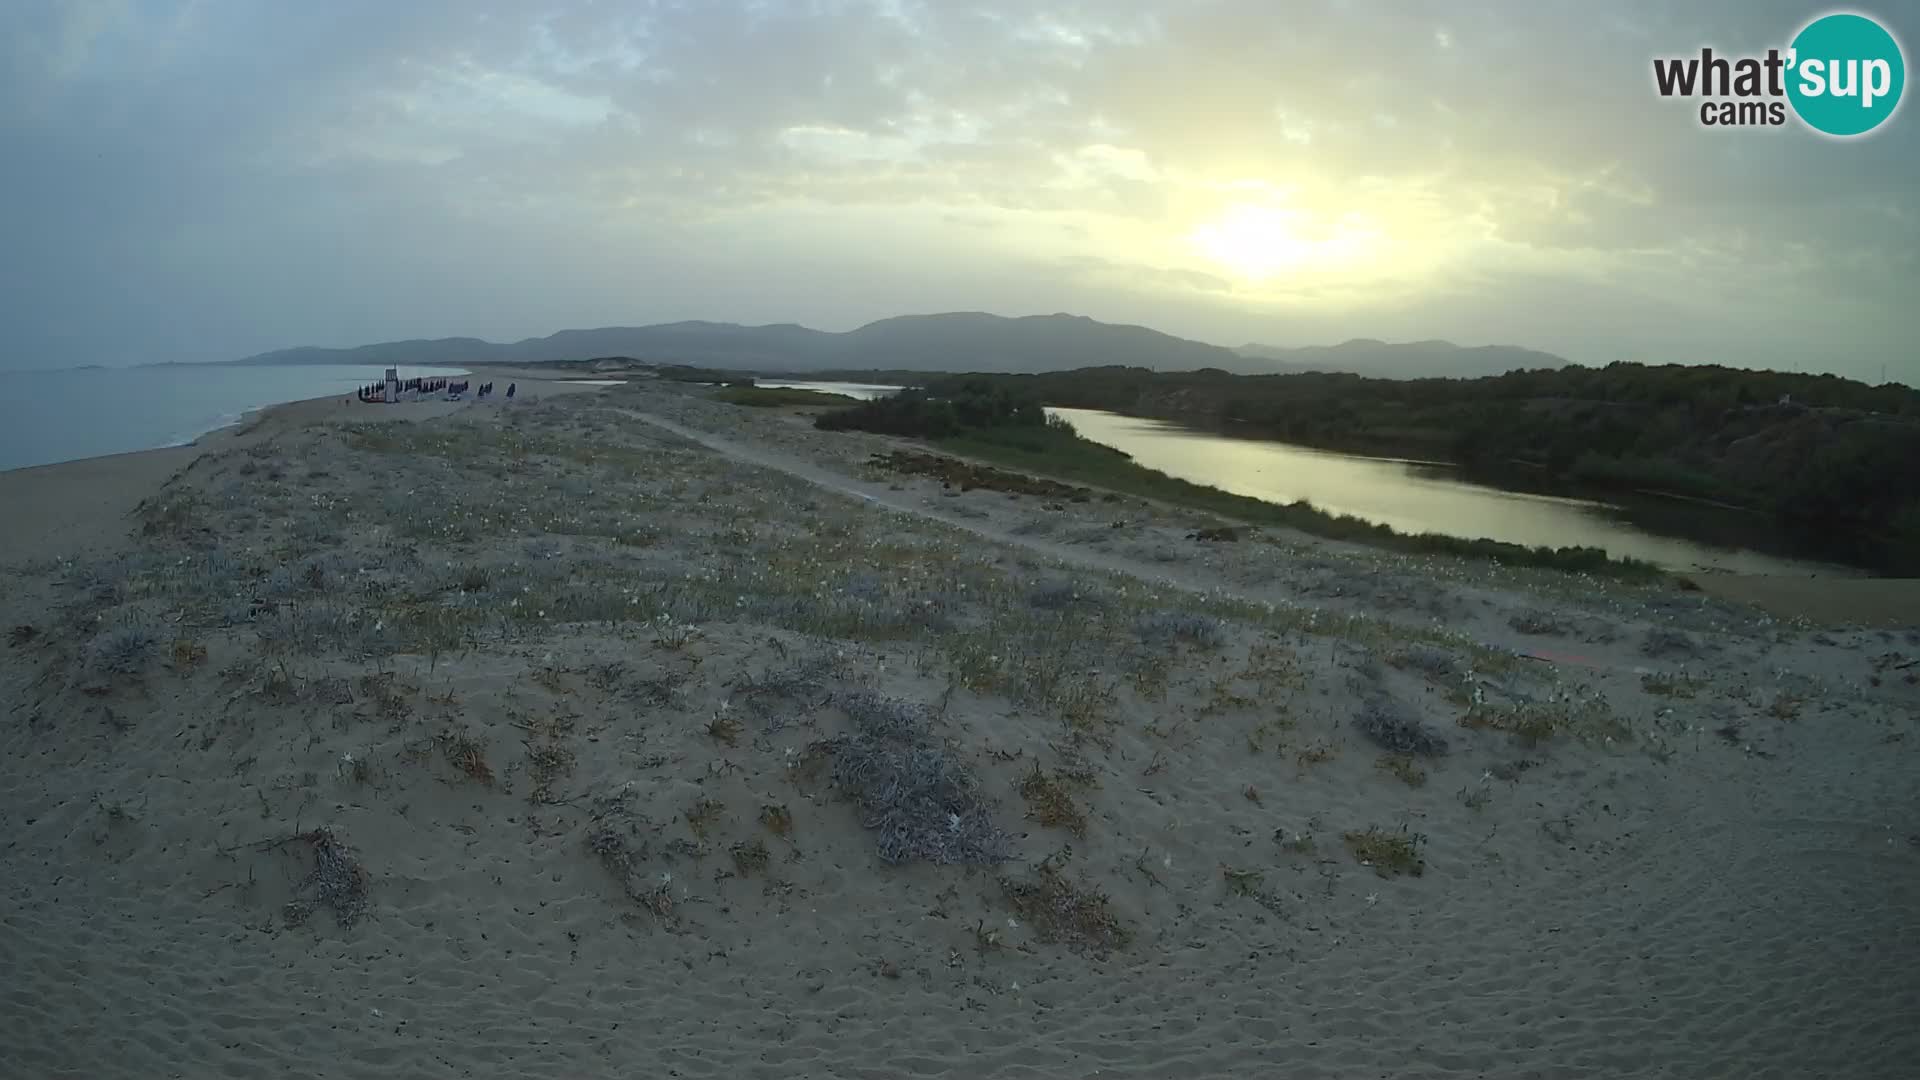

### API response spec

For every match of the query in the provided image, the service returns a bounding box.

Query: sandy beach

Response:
[2,375,1916,1079]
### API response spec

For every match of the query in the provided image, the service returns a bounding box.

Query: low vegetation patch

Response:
[1295,741,1340,768]
[281,827,371,928]
[1355,698,1450,755]
[1343,827,1426,878]
[1018,763,1090,837]
[1134,611,1226,650]
[684,798,726,840]
[586,829,677,924]
[525,742,576,804]
[813,692,1011,865]
[730,838,771,876]
[705,713,743,747]
[714,386,854,409]
[1640,671,1703,698]
[1384,645,1463,683]
[1221,865,1264,895]
[1275,829,1317,855]
[1001,854,1131,953]
[1460,695,1629,747]
[168,637,209,672]
[866,450,1089,499]
[87,624,157,676]
[759,803,794,838]
[440,727,496,786]
[1375,753,1428,787]
[1640,627,1705,660]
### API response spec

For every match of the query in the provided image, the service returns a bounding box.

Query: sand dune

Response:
[2,377,1916,1078]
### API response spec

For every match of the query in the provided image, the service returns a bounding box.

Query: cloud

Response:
[0,0,1913,380]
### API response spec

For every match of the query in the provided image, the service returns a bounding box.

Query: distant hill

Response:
[227,313,1567,378]
[1235,339,1569,379]
[832,312,1239,372]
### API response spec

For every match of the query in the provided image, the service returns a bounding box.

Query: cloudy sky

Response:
[2,1,1915,380]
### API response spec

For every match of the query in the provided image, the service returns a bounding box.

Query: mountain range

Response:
[229,312,1571,380]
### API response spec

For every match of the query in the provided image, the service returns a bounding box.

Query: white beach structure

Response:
[384,367,401,403]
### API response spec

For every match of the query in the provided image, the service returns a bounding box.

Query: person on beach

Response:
[507,383,516,399]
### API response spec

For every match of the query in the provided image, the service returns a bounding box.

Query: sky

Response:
[1,1,1915,382]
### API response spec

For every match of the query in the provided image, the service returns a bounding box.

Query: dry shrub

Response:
[284,827,371,927]
[1375,753,1427,787]
[441,728,495,785]
[759,803,794,838]
[170,638,209,672]
[1343,826,1426,878]
[1355,698,1449,756]
[1001,854,1130,953]
[685,798,726,839]
[730,838,771,876]
[587,829,676,925]
[1018,763,1089,837]
[526,743,576,803]
[87,625,156,675]
[705,713,742,747]
[814,692,1011,866]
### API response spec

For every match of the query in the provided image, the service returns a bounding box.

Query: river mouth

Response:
[758,382,1876,577]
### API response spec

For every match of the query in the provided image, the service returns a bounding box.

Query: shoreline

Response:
[0,363,478,477]
[0,369,599,566]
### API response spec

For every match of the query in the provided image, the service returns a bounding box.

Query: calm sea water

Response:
[764,381,1847,576]
[0,364,469,473]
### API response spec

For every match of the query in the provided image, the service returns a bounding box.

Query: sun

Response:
[1188,204,1314,281]
[1187,201,1383,283]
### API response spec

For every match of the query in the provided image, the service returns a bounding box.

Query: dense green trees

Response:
[814,378,1045,437]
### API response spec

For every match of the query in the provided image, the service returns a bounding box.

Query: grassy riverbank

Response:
[940,423,1663,578]
[810,385,1662,578]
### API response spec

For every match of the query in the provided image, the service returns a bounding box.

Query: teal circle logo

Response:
[1787,12,1906,136]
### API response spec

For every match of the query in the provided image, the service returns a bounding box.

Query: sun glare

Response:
[1187,201,1383,283]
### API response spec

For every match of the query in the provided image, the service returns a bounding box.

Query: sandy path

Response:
[614,409,1230,595]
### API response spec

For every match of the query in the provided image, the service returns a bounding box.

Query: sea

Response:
[0,364,469,473]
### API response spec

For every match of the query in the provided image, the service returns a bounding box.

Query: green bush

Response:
[815,379,1045,438]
